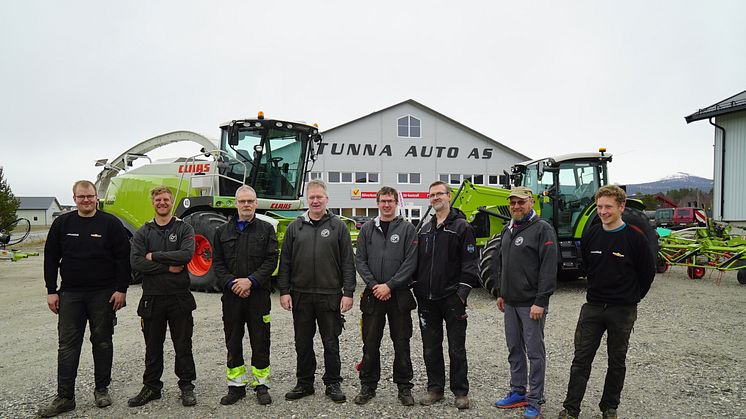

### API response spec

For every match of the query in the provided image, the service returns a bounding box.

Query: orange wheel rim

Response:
[188,234,212,276]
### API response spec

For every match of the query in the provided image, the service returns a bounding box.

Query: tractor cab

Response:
[510,150,611,240]
[218,114,322,205]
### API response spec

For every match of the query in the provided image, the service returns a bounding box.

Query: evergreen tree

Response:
[0,167,21,229]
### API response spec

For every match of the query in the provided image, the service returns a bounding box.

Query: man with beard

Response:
[492,186,558,419]
[129,186,197,408]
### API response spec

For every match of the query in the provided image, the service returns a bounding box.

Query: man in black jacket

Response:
[278,179,356,403]
[414,181,480,410]
[39,180,130,418]
[128,186,197,408]
[558,185,655,419]
[493,186,558,419]
[212,185,278,406]
[354,186,418,406]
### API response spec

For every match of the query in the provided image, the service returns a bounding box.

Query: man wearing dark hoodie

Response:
[492,186,558,419]
[128,186,197,408]
[354,186,418,406]
[414,180,480,410]
[278,179,356,404]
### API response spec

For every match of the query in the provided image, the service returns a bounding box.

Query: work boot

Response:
[94,388,111,408]
[454,395,470,410]
[602,408,618,419]
[128,386,161,407]
[558,408,579,419]
[181,389,197,406]
[220,386,246,405]
[38,396,75,417]
[398,388,415,406]
[419,390,444,406]
[255,385,272,405]
[325,383,346,403]
[285,384,315,400]
[353,385,376,405]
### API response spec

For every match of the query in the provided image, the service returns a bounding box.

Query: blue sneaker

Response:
[494,390,528,409]
[524,404,541,418]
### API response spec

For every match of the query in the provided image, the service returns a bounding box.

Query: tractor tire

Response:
[686,266,706,280]
[182,211,229,292]
[622,207,659,262]
[478,235,501,298]
[737,269,746,285]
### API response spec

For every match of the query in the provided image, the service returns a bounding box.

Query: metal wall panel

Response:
[715,112,746,221]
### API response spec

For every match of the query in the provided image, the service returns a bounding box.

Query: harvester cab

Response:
[94,113,332,292]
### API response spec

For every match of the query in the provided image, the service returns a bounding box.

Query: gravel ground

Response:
[1,245,745,418]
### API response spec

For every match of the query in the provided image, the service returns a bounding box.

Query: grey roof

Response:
[322,99,530,161]
[685,89,746,123]
[18,197,62,210]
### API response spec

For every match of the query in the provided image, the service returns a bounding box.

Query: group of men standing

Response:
[40,178,653,419]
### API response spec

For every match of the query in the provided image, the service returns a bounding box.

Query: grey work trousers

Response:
[503,304,547,409]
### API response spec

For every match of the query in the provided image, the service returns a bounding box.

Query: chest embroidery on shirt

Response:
[66,233,79,237]
[390,234,400,243]
[514,236,524,246]
[590,250,602,254]
[612,252,625,258]
[90,233,102,238]
[169,233,178,242]
[321,228,330,238]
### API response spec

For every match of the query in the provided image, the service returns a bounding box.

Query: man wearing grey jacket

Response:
[278,179,356,403]
[492,186,558,419]
[354,186,418,406]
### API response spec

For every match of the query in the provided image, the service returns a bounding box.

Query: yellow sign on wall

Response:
[351,187,362,200]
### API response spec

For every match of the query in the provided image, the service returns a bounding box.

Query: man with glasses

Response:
[40,180,131,417]
[129,186,197,408]
[492,186,558,419]
[278,179,356,403]
[414,181,480,410]
[354,186,418,406]
[212,185,278,406]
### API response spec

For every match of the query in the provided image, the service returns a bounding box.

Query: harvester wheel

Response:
[183,211,228,292]
[738,270,746,285]
[478,235,501,298]
[687,266,705,280]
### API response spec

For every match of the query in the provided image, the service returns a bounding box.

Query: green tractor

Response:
[442,149,655,293]
[94,113,352,291]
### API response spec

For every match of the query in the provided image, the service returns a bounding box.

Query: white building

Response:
[312,100,529,224]
[17,197,63,226]
[686,89,746,228]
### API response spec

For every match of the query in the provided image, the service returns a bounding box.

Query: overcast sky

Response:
[2,0,744,205]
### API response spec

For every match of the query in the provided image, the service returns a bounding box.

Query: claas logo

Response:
[270,203,292,209]
[178,163,211,173]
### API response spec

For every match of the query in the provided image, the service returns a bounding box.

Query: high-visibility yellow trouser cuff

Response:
[226,364,249,387]
[251,365,271,388]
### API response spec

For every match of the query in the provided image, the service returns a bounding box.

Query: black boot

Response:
[220,386,246,405]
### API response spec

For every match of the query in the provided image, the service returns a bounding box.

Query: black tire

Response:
[656,256,669,274]
[687,266,705,280]
[182,211,229,292]
[622,207,659,261]
[738,270,746,285]
[478,235,500,298]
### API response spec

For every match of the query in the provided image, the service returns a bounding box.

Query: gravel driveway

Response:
[1,246,744,418]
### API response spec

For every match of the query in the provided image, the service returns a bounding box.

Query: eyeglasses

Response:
[378,199,396,205]
[75,195,96,201]
[509,199,530,206]
[428,191,448,199]
[237,199,256,205]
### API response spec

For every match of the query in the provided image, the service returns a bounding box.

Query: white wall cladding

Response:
[713,112,746,222]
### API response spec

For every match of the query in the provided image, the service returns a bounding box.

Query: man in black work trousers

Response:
[129,186,198,408]
[278,179,356,403]
[354,186,418,406]
[558,185,655,419]
[212,185,278,406]
[414,180,481,410]
[40,180,130,417]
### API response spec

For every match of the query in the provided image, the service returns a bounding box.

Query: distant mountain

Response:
[624,172,713,195]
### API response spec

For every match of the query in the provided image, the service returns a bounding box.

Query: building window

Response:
[330,208,341,215]
[397,115,421,138]
[328,171,354,184]
[397,173,421,184]
[341,208,353,217]
[449,174,462,185]
[304,171,323,182]
[33,216,38,221]
[463,174,484,185]
[488,175,500,185]
[355,172,379,183]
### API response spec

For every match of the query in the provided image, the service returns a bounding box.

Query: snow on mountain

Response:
[625,173,713,195]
